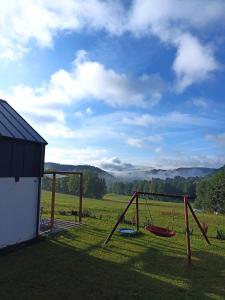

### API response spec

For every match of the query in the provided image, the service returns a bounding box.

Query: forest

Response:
[42,166,225,213]
[195,165,225,213]
[108,177,197,199]
[42,170,107,199]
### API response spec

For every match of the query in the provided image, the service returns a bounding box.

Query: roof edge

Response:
[0,99,48,145]
[0,135,48,145]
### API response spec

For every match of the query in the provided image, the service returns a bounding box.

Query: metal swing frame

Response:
[104,191,210,265]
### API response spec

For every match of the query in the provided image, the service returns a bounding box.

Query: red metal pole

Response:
[136,194,139,231]
[104,192,137,245]
[187,202,210,244]
[184,195,191,265]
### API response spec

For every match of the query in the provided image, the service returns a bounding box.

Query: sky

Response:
[0,0,225,171]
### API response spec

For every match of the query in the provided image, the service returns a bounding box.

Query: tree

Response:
[41,176,52,191]
[67,175,80,195]
[196,167,225,213]
[83,171,107,199]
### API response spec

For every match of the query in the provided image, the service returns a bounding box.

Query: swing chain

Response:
[145,195,154,226]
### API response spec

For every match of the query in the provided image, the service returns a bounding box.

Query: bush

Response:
[216,229,225,240]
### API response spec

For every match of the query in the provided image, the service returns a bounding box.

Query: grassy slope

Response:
[0,191,225,300]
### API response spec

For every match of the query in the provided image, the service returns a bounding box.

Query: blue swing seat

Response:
[117,228,137,236]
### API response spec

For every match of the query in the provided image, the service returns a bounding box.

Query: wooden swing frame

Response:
[44,171,83,228]
[104,191,210,265]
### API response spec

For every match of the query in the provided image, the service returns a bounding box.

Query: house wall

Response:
[0,138,45,177]
[0,177,39,248]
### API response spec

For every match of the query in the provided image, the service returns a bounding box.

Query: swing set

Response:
[104,191,210,265]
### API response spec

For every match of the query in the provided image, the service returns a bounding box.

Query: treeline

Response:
[195,166,225,213]
[42,170,107,199]
[42,172,197,200]
[42,165,225,213]
[108,176,197,200]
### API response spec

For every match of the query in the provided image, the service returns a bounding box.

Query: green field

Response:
[1,191,225,300]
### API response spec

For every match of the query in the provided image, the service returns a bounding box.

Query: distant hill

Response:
[45,162,216,182]
[111,167,216,181]
[44,162,115,186]
[215,164,225,173]
[204,164,225,179]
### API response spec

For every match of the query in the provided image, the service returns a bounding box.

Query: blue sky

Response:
[0,0,225,171]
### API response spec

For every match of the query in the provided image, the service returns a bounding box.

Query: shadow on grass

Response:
[128,245,225,298]
[0,238,184,300]
[0,234,224,300]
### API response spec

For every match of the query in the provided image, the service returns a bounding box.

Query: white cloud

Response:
[74,111,84,118]
[128,0,225,38]
[153,153,225,169]
[74,107,93,118]
[127,135,162,148]
[45,146,225,170]
[173,34,219,91]
[0,85,75,139]
[146,135,162,143]
[1,0,224,62]
[86,107,93,115]
[45,146,108,165]
[0,0,224,90]
[123,111,212,128]
[43,124,79,138]
[206,133,225,145]
[165,111,202,125]
[154,147,162,153]
[1,51,164,138]
[127,138,144,148]
[128,0,223,90]
[123,114,156,127]
[64,52,163,107]
[0,0,127,60]
[189,97,210,110]
[100,157,134,172]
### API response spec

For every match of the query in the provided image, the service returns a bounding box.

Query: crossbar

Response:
[44,171,82,175]
[136,191,195,200]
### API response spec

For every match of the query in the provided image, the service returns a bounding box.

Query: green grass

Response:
[1,191,225,300]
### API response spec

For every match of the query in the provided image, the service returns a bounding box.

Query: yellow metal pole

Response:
[79,173,83,224]
[50,173,56,228]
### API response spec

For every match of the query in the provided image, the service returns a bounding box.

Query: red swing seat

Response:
[145,225,176,238]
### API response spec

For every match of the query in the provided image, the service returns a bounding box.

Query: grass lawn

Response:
[0,191,225,300]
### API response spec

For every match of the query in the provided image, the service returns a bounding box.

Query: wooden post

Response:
[50,173,56,228]
[187,202,210,244]
[104,193,137,245]
[184,195,191,265]
[136,193,139,231]
[79,173,83,224]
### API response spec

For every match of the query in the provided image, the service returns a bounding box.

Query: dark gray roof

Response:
[0,99,47,144]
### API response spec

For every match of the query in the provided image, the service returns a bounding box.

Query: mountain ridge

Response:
[44,162,114,185]
[111,167,215,181]
[45,162,217,181]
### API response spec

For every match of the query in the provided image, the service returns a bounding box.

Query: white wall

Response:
[0,177,39,248]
